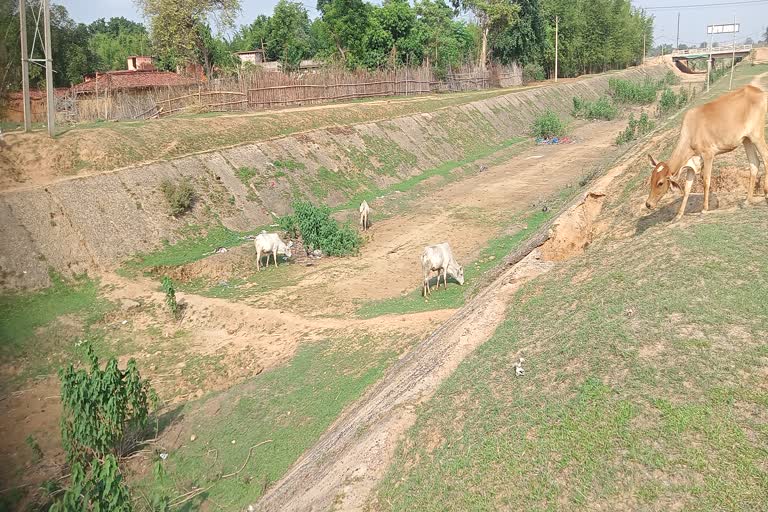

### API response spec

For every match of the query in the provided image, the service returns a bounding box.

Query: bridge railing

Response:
[672,44,753,57]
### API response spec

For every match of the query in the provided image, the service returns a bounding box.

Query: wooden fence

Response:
[46,62,524,123]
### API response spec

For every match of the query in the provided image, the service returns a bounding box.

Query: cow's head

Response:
[645,155,683,209]
[455,265,465,286]
[282,240,294,259]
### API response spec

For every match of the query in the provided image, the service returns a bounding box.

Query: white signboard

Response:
[708,23,739,34]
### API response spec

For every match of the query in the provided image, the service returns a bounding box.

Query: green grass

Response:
[334,137,527,215]
[0,273,113,390]
[236,166,259,184]
[121,225,258,273]
[138,331,415,510]
[375,199,768,511]
[273,159,306,171]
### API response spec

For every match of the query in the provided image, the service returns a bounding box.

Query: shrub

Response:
[280,201,362,256]
[59,345,156,464]
[50,455,132,512]
[523,63,545,83]
[608,78,658,104]
[677,87,689,108]
[161,276,179,318]
[160,179,195,217]
[661,70,680,86]
[658,88,679,115]
[615,112,654,145]
[53,346,156,510]
[572,96,617,120]
[531,111,566,138]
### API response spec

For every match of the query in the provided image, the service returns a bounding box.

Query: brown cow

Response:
[645,84,768,221]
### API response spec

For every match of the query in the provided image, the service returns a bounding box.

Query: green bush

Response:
[161,276,179,318]
[658,88,679,115]
[523,63,546,83]
[572,96,618,120]
[615,112,654,145]
[50,455,132,512]
[280,201,362,256]
[531,111,566,138]
[661,70,680,86]
[160,179,195,217]
[53,346,156,510]
[608,77,658,104]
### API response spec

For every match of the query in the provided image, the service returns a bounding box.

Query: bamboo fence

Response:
[46,62,523,123]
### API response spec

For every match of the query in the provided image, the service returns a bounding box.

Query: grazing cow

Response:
[421,243,464,297]
[645,84,768,221]
[255,231,293,271]
[359,200,371,231]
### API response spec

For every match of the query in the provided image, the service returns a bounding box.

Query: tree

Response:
[489,0,545,65]
[319,0,372,64]
[135,0,241,76]
[415,0,476,73]
[452,0,520,69]
[88,17,151,71]
[267,0,312,70]
[763,26,768,43]
[231,15,270,52]
[745,37,753,45]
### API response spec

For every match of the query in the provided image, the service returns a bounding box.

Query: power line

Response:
[639,0,768,9]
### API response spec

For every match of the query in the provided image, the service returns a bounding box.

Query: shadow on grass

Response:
[635,193,720,235]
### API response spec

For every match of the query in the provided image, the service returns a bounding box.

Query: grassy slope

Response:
[133,330,418,510]
[374,65,768,510]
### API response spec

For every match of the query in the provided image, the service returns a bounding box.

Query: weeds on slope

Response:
[571,96,618,120]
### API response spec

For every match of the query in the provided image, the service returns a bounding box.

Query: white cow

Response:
[255,231,293,271]
[359,200,371,231]
[421,243,464,296]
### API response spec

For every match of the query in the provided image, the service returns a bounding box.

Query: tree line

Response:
[1,0,653,92]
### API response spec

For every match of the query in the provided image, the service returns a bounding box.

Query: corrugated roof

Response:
[72,70,197,93]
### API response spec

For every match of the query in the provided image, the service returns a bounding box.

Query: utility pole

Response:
[729,16,737,90]
[676,12,680,50]
[43,0,55,136]
[18,0,31,132]
[707,24,713,92]
[554,15,558,82]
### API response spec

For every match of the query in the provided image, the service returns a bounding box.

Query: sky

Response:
[56,0,768,47]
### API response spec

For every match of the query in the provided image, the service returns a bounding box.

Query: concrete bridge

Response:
[671,43,753,60]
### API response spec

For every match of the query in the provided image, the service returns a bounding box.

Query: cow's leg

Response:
[744,141,759,204]
[702,153,714,212]
[674,169,696,221]
[752,138,768,198]
[274,251,278,268]
[257,249,261,271]
[443,269,448,289]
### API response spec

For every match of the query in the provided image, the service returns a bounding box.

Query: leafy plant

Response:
[50,455,132,512]
[572,96,617,120]
[279,201,362,256]
[658,88,678,115]
[59,345,156,464]
[161,276,179,318]
[531,111,566,138]
[25,435,43,463]
[522,63,545,83]
[160,179,195,217]
[608,77,658,104]
[53,346,156,510]
[615,112,654,145]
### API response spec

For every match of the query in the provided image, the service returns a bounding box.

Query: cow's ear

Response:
[648,154,658,167]
[668,175,683,192]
